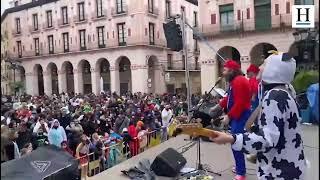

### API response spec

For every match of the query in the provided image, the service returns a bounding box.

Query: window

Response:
[195,57,199,70]
[63,33,69,52]
[237,10,241,20]
[78,2,85,21]
[33,14,38,30]
[148,0,154,13]
[286,2,290,14]
[165,0,171,18]
[149,23,155,45]
[48,35,54,54]
[193,11,198,27]
[15,18,21,33]
[294,0,314,5]
[61,6,68,24]
[116,0,126,14]
[117,23,126,46]
[219,4,234,31]
[34,38,40,56]
[96,0,103,17]
[167,54,172,69]
[275,4,279,15]
[247,8,250,19]
[17,41,22,57]
[97,26,105,48]
[182,55,186,70]
[47,10,53,28]
[211,14,216,24]
[79,30,86,50]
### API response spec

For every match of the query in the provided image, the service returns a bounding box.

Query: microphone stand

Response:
[184,79,222,177]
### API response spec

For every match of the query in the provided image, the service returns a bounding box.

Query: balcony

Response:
[91,9,108,21]
[146,6,159,17]
[43,22,55,31]
[73,14,88,24]
[111,5,128,17]
[11,31,22,37]
[201,23,243,37]
[29,25,41,34]
[58,18,71,27]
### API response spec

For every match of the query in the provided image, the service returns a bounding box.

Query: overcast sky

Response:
[1,0,10,15]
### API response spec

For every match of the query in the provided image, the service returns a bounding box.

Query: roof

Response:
[1,0,59,23]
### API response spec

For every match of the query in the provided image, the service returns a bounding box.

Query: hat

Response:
[122,128,128,133]
[223,59,241,70]
[261,52,296,84]
[137,121,144,127]
[246,64,260,74]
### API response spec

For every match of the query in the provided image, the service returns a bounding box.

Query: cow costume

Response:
[232,52,306,179]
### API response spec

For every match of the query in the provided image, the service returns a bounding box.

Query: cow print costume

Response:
[232,88,306,180]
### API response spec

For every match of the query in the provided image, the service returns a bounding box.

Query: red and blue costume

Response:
[219,60,251,176]
[247,64,260,111]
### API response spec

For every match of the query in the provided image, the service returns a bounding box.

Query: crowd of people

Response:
[0,51,309,180]
[0,91,205,168]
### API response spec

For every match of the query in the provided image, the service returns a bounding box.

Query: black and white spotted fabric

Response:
[232,88,306,180]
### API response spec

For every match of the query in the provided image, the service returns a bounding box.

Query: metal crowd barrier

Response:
[75,129,167,178]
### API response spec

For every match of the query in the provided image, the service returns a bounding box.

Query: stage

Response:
[89,124,319,180]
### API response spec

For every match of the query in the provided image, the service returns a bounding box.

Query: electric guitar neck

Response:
[172,123,219,138]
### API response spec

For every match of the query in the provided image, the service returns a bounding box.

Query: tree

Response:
[9,81,25,95]
[293,71,319,93]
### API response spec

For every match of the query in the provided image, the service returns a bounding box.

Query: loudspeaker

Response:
[150,148,186,177]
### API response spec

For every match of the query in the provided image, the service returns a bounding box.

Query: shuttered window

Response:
[254,0,271,30]
[275,4,279,15]
[219,4,234,31]
[286,2,290,14]
[211,14,216,24]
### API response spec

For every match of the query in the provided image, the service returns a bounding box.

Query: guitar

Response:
[172,123,220,138]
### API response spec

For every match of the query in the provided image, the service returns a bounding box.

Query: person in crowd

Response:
[48,119,67,148]
[33,114,49,135]
[4,129,20,160]
[34,128,48,149]
[66,119,83,155]
[209,52,306,180]
[16,123,33,150]
[210,60,252,180]
[1,125,10,163]
[161,105,173,142]
[60,107,72,130]
[20,142,33,157]
[137,121,148,153]
[114,111,130,134]
[121,128,132,157]
[61,141,73,156]
[246,64,260,111]
[76,134,91,180]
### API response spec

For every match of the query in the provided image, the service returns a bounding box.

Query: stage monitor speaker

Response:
[150,148,186,177]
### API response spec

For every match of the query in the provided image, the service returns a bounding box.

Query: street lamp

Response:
[4,58,22,96]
